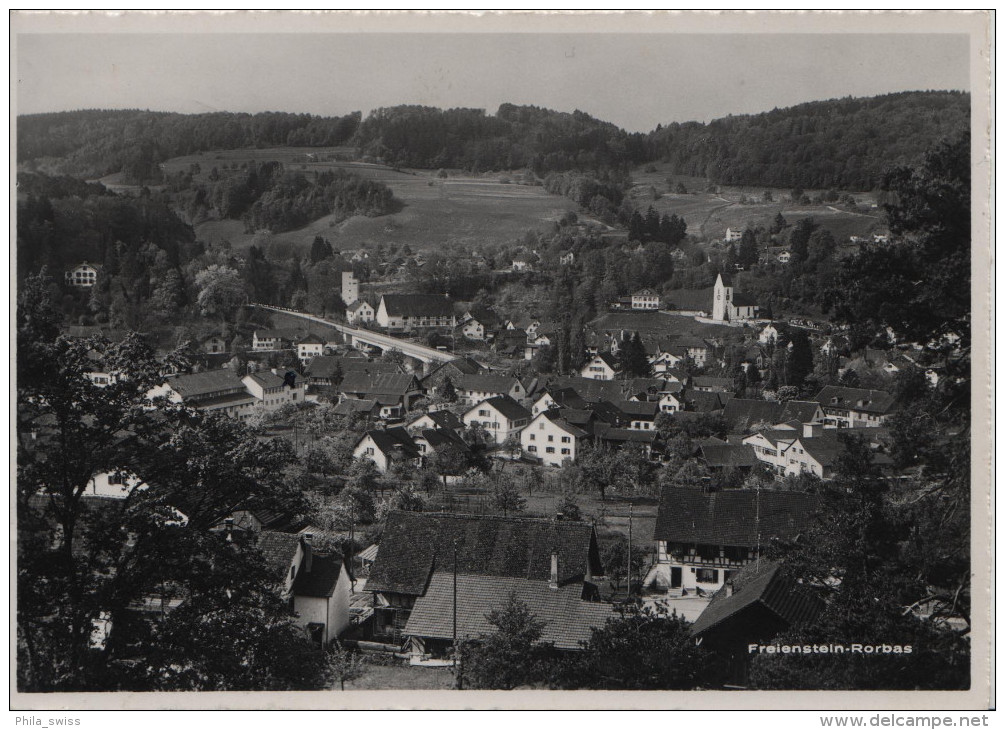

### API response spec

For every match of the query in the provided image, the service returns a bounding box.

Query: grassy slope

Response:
[156,147,570,253]
[630,162,884,243]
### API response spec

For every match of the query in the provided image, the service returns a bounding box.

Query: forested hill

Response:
[18,91,968,190]
[647,91,970,190]
[17,109,362,181]
[353,103,648,176]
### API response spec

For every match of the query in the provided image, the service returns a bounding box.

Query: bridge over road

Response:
[250,304,456,366]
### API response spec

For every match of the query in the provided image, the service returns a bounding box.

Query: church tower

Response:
[713,272,732,322]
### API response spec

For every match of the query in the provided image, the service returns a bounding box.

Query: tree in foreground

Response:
[457,595,560,689]
[572,602,708,689]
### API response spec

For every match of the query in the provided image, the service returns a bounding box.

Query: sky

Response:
[15,32,970,132]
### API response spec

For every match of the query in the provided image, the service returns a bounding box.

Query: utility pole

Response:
[627,503,634,599]
[453,539,462,689]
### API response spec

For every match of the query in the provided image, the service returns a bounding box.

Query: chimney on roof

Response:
[549,553,559,590]
[224,518,234,543]
[303,533,314,573]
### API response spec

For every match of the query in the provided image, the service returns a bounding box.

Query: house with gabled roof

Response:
[376,294,456,332]
[461,395,531,445]
[412,427,470,465]
[406,408,465,434]
[648,487,820,594]
[521,411,588,466]
[813,386,897,428]
[454,373,526,405]
[692,560,825,687]
[365,511,609,655]
[346,299,376,325]
[352,427,421,473]
[242,370,305,412]
[712,272,758,322]
[692,376,735,394]
[580,352,621,381]
[149,369,257,420]
[339,372,425,417]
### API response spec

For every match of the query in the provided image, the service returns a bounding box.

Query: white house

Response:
[352,428,421,474]
[346,300,376,325]
[292,547,353,647]
[758,323,782,345]
[454,374,526,405]
[814,386,897,428]
[297,337,325,364]
[376,294,456,332]
[461,395,531,445]
[458,317,485,341]
[658,392,683,413]
[242,370,305,411]
[531,392,558,417]
[742,429,801,473]
[65,262,99,288]
[724,228,744,243]
[521,412,586,467]
[85,469,147,499]
[559,251,575,265]
[629,289,661,311]
[253,329,289,351]
[580,352,621,381]
[776,250,792,264]
[202,335,228,355]
[650,350,685,374]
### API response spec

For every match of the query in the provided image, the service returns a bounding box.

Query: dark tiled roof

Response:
[814,386,897,415]
[685,390,730,412]
[166,369,245,398]
[539,413,589,439]
[246,371,286,389]
[257,531,301,582]
[699,444,759,468]
[418,428,469,451]
[333,398,379,416]
[731,292,758,307]
[404,573,614,651]
[722,399,785,429]
[366,511,601,596]
[797,436,844,467]
[545,388,589,410]
[293,552,344,598]
[340,372,420,397]
[618,400,659,418]
[410,409,465,432]
[655,488,821,547]
[469,395,531,422]
[780,400,823,424]
[691,561,824,636]
[306,356,402,379]
[380,294,454,318]
[364,427,420,458]
[456,374,520,394]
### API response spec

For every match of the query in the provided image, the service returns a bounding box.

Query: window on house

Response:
[547,435,554,442]
[696,568,719,583]
[561,448,570,455]
[291,565,296,581]
[561,436,570,443]
[528,446,537,452]
[546,447,555,454]
[529,434,535,441]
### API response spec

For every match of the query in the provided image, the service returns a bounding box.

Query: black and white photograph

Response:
[11,10,993,713]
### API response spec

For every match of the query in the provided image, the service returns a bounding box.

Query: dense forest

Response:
[18,91,969,191]
[17,109,362,181]
[646,91,970,190]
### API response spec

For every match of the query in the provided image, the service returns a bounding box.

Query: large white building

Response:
[65,262,99,288]
[461,395,531,445]
[520,412,586,467]
[712,273,758,322]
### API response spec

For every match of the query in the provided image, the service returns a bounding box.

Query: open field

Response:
[630,163,883,243]
[154,147,571,254]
